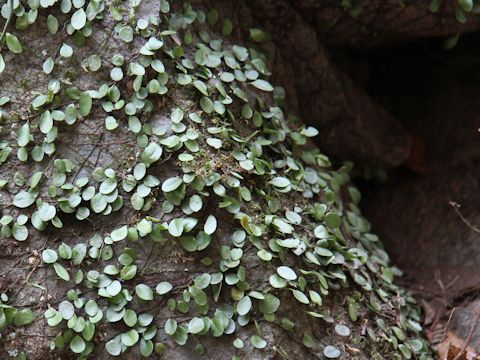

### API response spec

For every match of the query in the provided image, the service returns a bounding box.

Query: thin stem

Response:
[452,311,480,360]
[449,201,480,234]
[0,0,13,46]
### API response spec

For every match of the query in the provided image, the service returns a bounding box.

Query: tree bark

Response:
[294,0,480,48]
[5,0,477,359]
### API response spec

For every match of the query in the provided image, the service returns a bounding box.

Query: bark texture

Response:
[296,0,480,48]
[1,1,479,360]
[0,1,425,359]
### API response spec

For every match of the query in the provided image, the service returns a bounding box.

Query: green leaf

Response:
[233,45,249,61]
[111,67,123,81]
[141,143,163,166]
[105,116,118,130]
[106,280,122,297]
[53,263,70,281]
[325,212,341,228]
[91,194,107,213]
[135,284,153,301]
[106,336,122,356]
[251,79,273,92]
[0,54,4,73]
[85,54,101,71]
[269,274,287,288]
[200,97,214,113]
[276,238,300,248]
[194,273,211,289]
[249,28,269,42]
[70,335,86,354]
[156,282,173,295]
[348,302,358,322]
[13,191,35,208]
[39,202,56,221]
[220,72,235,82]
[131,193,144,210]
[206,137,222,149]
[303,333,314,347]
[273,218,294,234]
[71,9,87,30]
[6,33,22,53]
[314,225,329,239]
[407,339,424,352]
[42,249,58,264]
[291,289,309,304]
[79,93,92,117]
[120,264,137,280]
[233,338,244,349]
[73,244,87,263]
[324,345,341,359]
[187,317,204,334]
[277,266,297,281]
[301,126,319,138]
[168,218,185,237]
[258,294,280,314]
[39,111,53,134]
[161,177,183,192]
[119,26,134,42]
[130,62,145,76]
[140,339,154,357]
[250,335,267,349]
[121,329,139,347]
[14,309,34,326]
[257,249,272,261]
[237,296,252,316]
[207,8,219,25]
[165,318,177,335]
[443,33,460,50]
[47,15,59,34]
[58,243,72,260]
[45,310,63,327]
[459,0,473,12]
[151,59,165,73]
[204,215,217,235]
[85,300,99,317]
[155,342,167,354]
[43,57,54,74]
[189,194,203,212]
[32,95,47,108]
[17,122,30,147]
[335,324,351,337]
[171,108,184,123]
[111,226,128,241]
[269,177,290,188]
[133,163,146,180]
[160,0,170,12]
[12,224,28,241]
[124,309,137,327]
[58,300,75,320]
[222,19,233,36]
[147,79,161,94]
[193,80,208,96]
[189,286,207,305]
[315,247,333,257]
[60,43,73,58]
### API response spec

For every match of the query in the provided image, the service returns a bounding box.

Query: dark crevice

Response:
[330,32,480,298]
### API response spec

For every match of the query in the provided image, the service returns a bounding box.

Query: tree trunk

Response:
[295,0,480,48]
[3,1,477,359]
